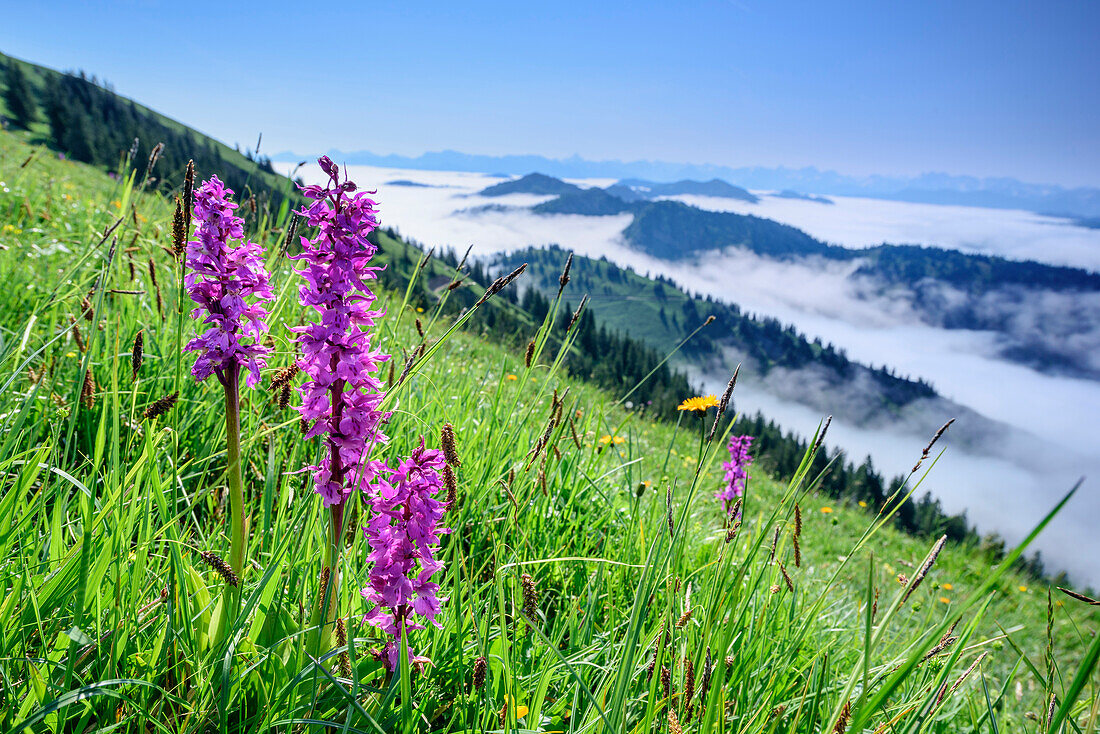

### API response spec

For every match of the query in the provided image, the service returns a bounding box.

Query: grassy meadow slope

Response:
[0,126,1098,734]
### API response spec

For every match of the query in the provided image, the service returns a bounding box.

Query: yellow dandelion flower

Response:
[111,200,121,209]
[942,583,953,591]
[416,307,424,313]
[598,435,625,446]
[939,596,951,604]
[677,394,719,413]
[1018,585,1028,593]
[820,506,833,514]
[506,374,518,381]
[858,500,867,508]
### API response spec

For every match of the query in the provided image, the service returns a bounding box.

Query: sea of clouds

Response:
[292,164,1100,586]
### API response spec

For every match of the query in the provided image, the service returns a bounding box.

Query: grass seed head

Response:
[780,563,794,592]
[443,464,458,507]
[270,364,300,391]
[567,294,589,332]
[172,197,186,259]
[472,655,487,689]
[1057,586,1100,605]
[199,551,239,587]
[80,369,95,409]
[441,422,460,467]
[812,415,832,456]
[71,319,86,353]
[143,391,179,420]
[558,251,573,292]
[901,534,946,604]
[913,418,955,472]
[667,710,682,734]
[725,520,742,543]
[684,657,696,702]
[145,142,164,180]
[520,572,539,618]
[833,701,851,733]
[131,330,143,380]
[183,159,195,224]
[707,363,739,441]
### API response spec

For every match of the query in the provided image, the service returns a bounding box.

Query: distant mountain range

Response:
[276,148,1100,218]
[479,174,1100,380]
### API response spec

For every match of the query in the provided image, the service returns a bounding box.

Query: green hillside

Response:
[0,62,1098,731]
[1,50,293,214]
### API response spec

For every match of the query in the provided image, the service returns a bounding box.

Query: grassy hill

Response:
[1,50,294,215]
[1,116,1098,733]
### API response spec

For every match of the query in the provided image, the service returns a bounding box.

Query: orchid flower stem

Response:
[223,363,246,621]
[321,502,344,651]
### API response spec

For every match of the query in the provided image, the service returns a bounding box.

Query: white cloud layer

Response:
[291,163,1100,585]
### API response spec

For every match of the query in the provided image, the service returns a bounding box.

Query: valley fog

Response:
[291,164,1100,586]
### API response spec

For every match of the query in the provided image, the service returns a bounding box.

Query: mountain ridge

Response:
[275,147,1100,218]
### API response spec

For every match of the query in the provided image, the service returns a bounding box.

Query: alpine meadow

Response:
[2,27,1100,734]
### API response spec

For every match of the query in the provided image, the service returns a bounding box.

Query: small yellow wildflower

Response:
[942,583,954,591]
[858,500,867,508]
[939,596,951,604]
[820,506,833,514]
[677,394,719,413]
[506,374,518,381]
[416,307,424,313]
[1018,585,1028,593]
[501,695,529,719]
[111,200,121,209]
[598,435,625,446]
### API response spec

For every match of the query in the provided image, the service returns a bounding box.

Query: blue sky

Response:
[2,1,1097,186]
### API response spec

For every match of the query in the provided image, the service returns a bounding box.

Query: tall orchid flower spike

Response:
[289,157,392,653]
[184,175,272,589]
[362,440,450,670]
[718,434,754,514]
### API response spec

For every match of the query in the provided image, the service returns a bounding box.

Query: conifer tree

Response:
[3,61,37,129]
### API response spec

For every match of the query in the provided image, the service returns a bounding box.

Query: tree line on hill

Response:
[2,59,289,213]
[501,245,937,405]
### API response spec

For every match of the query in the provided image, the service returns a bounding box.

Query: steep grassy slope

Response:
[1,127,1098,732]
